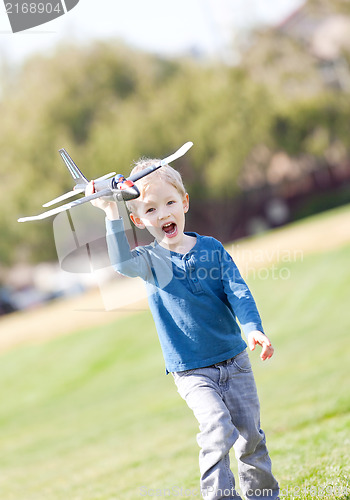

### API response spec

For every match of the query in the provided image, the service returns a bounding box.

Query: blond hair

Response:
[126,157,187,214]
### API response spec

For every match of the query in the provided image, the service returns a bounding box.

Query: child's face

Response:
[129,179,189,251]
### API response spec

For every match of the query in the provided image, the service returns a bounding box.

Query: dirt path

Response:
[0,278,148,353]
[1,206,350,353]
[231,206,350,273]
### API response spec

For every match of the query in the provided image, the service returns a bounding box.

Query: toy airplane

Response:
[18,141,193,222]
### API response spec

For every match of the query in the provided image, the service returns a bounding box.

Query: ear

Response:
[129,212,145,229]
[183,193,190,214]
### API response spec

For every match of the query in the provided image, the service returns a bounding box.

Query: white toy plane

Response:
[18,142,193,223]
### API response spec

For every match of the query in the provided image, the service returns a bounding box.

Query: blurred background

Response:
[1,0,350,313]
[0,2,350,498]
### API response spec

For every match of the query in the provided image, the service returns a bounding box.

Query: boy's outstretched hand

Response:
[248,330,274,361]
[85,181,119,220]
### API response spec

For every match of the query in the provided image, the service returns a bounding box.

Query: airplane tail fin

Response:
[59,148,89,190]
[43,150,116,208]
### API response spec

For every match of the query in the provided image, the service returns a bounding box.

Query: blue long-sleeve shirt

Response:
[106,218,264,373]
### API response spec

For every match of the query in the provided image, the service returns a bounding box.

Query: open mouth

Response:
[162,222,178,237]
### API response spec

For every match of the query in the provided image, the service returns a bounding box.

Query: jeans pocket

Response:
[232,350,252,373]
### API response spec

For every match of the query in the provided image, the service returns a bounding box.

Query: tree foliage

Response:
[0,41,274,264]
[1,0,350,265]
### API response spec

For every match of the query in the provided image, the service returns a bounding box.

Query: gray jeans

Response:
[172,350,279,500]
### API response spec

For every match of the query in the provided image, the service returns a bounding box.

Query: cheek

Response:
[142,217,156,227]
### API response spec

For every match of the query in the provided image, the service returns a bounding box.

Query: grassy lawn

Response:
[246,243,350,500]
[0,241,349,498]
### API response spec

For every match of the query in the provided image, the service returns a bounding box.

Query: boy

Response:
[87,158,279,500]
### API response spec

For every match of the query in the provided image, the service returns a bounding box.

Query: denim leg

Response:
[223,351,279,500]
[173,366,242,500]
[172,351,279,500]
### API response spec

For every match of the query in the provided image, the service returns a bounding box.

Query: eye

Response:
[146,207,155,214]
[167,200,176,206]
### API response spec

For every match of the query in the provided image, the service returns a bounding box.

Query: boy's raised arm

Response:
[86,181,152,281]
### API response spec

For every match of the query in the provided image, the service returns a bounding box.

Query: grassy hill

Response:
[0,210,349,499]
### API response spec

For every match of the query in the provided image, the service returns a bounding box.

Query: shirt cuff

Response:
[241,322,265,339]
[105,217,124,234]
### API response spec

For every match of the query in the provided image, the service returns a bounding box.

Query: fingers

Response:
[260,341,274,361]
[248,331,274,361]
[85,181,95,196]
[85,181,101,209]
[248,336,256,352]
[84,181,119,218]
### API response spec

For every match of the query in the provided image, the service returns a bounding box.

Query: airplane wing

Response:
[160,141,193,166]
[43,188,85,207]
[129,141,193,182]
[18,188,112,222]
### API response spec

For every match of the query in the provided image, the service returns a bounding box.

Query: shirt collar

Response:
[154,232,201,257]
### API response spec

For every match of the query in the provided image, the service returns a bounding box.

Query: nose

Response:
[158,208,170,220]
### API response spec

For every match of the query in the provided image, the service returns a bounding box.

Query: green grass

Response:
[0,239,349,498]
[246,243,350,499]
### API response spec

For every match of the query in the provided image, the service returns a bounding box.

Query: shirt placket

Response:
[184,253,203,294]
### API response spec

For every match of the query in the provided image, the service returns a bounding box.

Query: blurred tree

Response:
[2,0,350,267]
[0,42,273,264]
[237,0,350,196]
[0,42,181,265]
